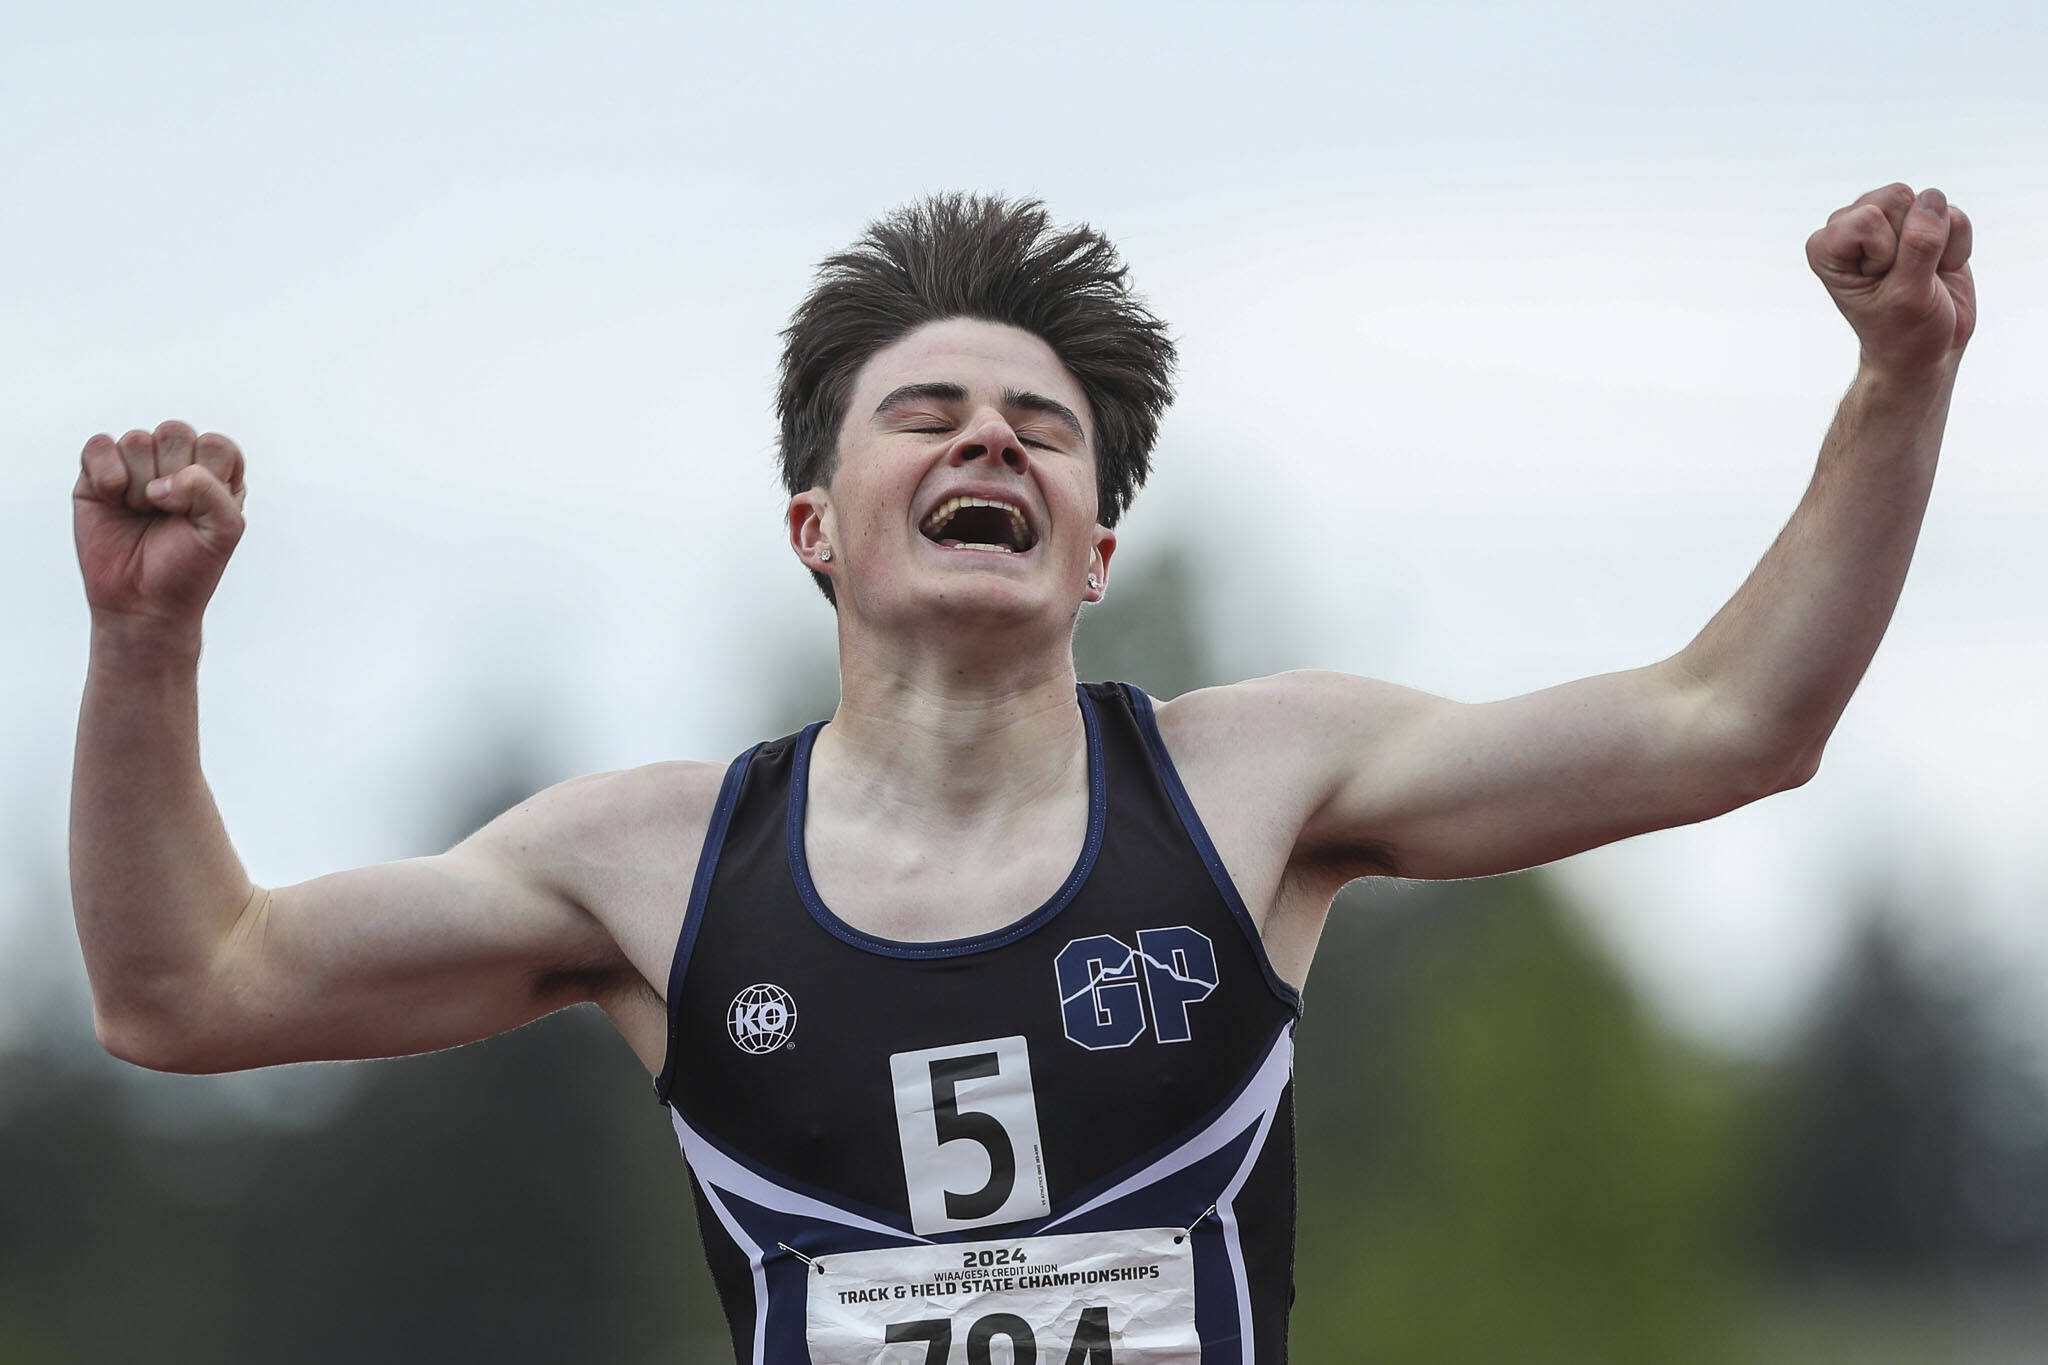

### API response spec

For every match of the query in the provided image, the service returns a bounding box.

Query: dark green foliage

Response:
[1292,874,1756,1362]
[0,1003,725,1363]
[1763,909,2048,1271]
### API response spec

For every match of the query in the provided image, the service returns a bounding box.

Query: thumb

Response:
[146,464,247,552]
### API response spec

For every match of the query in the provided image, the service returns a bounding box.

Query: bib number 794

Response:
[890,1036,1050,1234]
[886,1307,1116,1364]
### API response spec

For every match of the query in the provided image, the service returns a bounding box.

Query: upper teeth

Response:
[921,495,1031,547]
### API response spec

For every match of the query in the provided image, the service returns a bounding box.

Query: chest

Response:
[669,819,1296,1236]
[800,797,1091,943]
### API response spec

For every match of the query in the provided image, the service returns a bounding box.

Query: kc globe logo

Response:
[727,983,798,1054]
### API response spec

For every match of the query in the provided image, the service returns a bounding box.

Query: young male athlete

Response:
[71,183,1974,1362]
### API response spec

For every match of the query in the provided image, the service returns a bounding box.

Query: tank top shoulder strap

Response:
[652,737,772,1107]
[1088,680,1305,1017]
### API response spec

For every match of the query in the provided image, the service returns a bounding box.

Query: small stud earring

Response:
[1087,575,1100,591]
[818,546,832,563]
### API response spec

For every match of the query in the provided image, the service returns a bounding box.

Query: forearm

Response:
[70,619,258,1028]
[1675,362,1958,768]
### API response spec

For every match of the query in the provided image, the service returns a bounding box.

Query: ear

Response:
[788,490,835,576]
[1085,525,1116,603]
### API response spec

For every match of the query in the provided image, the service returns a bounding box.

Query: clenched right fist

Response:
[73,420,248,631]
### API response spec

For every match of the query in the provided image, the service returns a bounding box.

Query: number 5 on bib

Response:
[890,1037,1051,1234]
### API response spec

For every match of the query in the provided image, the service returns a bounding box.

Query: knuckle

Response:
[81,437,122,476]
[196,431,244,476]
[154,422,197,466]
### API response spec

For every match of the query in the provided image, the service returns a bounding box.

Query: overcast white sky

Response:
[4,0,2044,1056]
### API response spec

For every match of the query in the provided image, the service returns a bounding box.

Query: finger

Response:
[1827,182,1915,243]
[1807,203,1895,282]
[194,431,245,494]
[114,428,158,512]
[1938,204,1972,275]
[78,433,130,504]
[1891,186,1952,284]
[144,464,246,549]
[154,419,198,478]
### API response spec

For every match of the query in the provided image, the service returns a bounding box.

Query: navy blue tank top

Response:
[653,682,1303,1363]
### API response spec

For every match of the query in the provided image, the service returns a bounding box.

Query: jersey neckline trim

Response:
[783,683,1108,959]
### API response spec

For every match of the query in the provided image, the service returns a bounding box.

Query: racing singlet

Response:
[652,682,1304,1363]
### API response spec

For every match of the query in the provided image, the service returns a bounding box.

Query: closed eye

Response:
[905,426,1057,449]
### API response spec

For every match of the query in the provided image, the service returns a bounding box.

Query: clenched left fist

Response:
[1807,182,1975,383]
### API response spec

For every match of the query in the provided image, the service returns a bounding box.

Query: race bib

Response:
[805,1227,1199,1363]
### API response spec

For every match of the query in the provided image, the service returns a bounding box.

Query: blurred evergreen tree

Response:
[1763,906,2048,1272]
[1293,874,1756,1363]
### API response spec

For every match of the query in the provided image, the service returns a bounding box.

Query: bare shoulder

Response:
[1148,670,1422,820]
[498,758,729,863]
[493,758,731,986]
[505,757,735,1076]
[1152,670,1425,747]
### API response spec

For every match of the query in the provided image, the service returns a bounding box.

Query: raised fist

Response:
[73,420,248,630]
[1806,182,1976,383]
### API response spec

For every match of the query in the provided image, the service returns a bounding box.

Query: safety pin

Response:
[777,1241,827,1274]
[1174,1204,1219,1244]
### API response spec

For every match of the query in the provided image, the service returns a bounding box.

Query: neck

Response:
[818,614,1087,828]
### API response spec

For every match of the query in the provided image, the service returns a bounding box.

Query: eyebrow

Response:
[871,382,1088,447]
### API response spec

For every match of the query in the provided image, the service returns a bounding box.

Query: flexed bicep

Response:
[1169,666,1809,890]
[153,772,640,1074]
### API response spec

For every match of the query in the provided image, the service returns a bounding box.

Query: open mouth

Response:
[918,495,1038,554]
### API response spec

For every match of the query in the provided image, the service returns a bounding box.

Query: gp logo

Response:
[727,983,798,1054]
[1055,926,1219,1050]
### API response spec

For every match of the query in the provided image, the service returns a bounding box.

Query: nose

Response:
[946,409,1029,473]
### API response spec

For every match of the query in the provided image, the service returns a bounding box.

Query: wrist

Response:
[1854,353,1960,405]
[89,613,203,668]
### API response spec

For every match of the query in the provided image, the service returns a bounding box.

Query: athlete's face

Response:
[790,317,1113,628]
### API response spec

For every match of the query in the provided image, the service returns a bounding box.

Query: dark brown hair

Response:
[776,193,1178,602]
